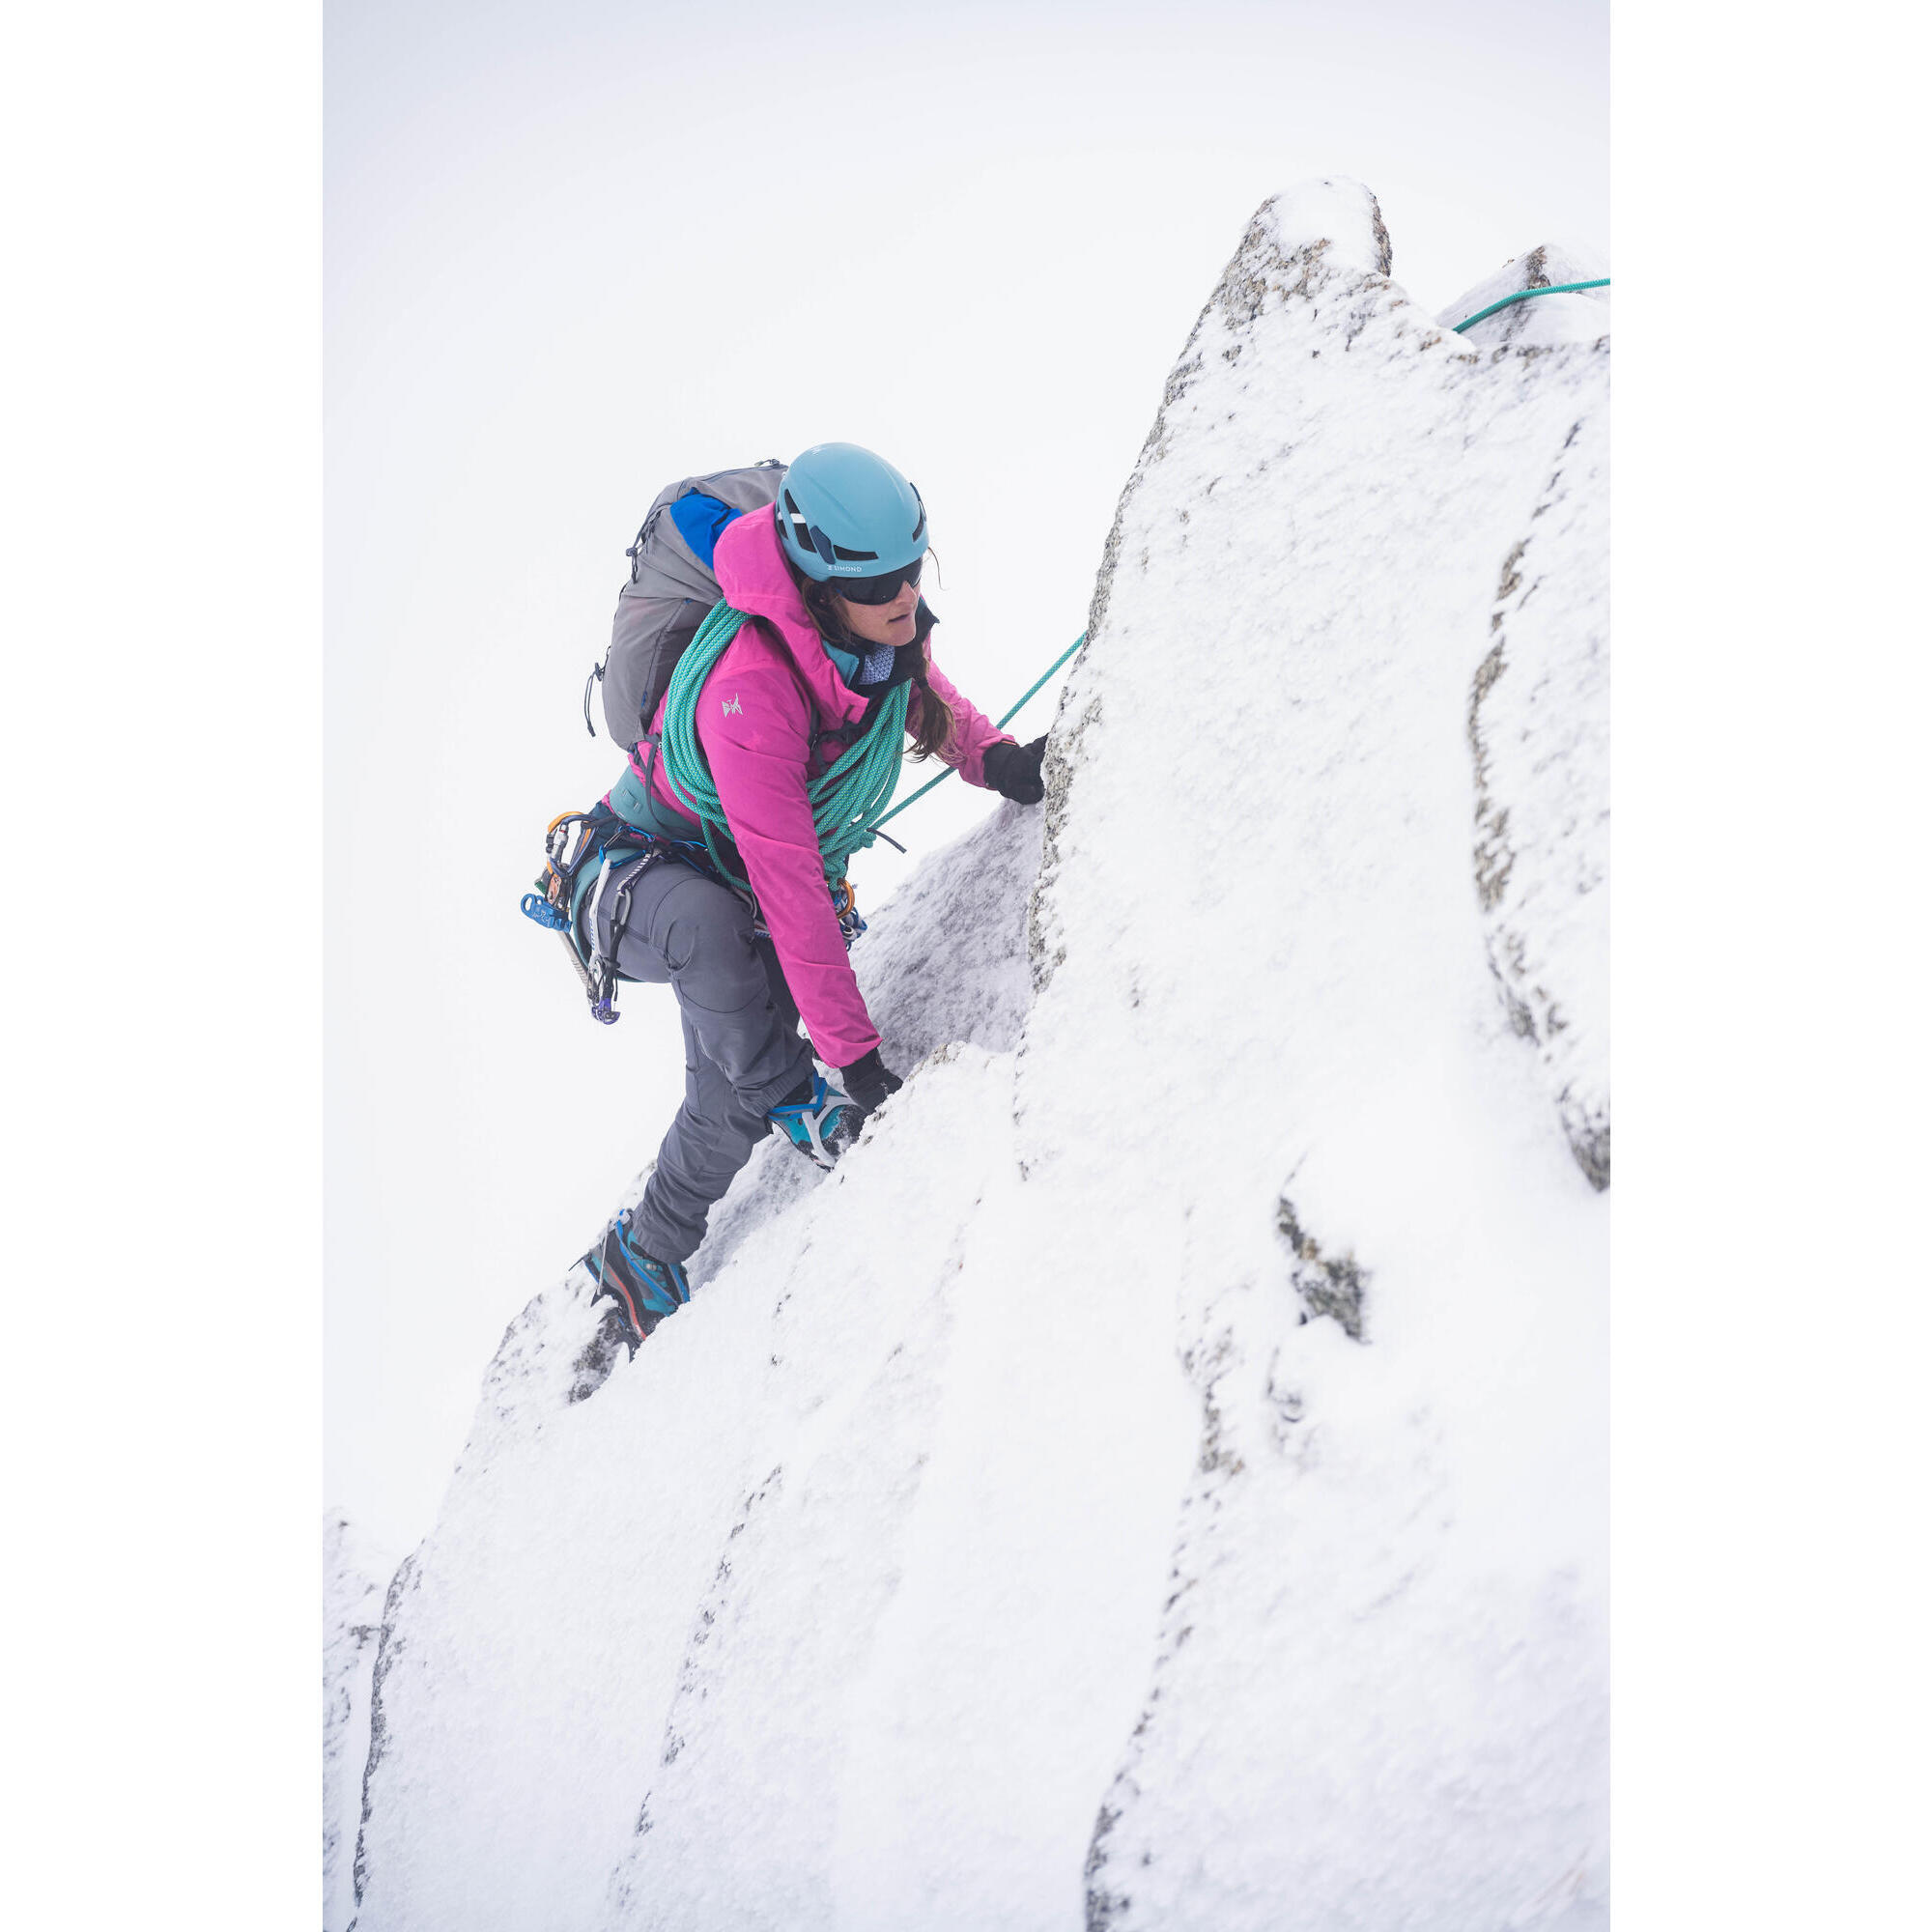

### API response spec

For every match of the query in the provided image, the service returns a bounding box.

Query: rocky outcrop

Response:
[340,179,1608,1932]
[1438,241,1611,347]
[1035,180,1610,1929]
[323,1512,394,1932]
[1467,410,1610,1186]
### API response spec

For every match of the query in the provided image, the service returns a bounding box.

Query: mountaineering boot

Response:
[767,1072,861,1171]
[583,1209,690,1354]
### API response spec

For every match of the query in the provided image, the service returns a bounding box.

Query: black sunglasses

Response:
[834,556,923,606]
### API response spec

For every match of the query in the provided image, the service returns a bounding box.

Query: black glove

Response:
[982,735,1047,805]
[838,1046,904,1114]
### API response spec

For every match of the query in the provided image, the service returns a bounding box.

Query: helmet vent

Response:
[782,490,814,552]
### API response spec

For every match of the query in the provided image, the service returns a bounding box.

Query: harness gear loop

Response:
[523,810,664,1024]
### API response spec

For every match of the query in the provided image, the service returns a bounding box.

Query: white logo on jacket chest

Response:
[722,695,743,716]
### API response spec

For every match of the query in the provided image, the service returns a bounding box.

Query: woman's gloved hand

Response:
[983,735,1047,804]
[838,1046,904,1116]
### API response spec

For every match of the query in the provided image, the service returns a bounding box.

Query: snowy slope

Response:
[1048,179,1609,1928]
[324,1512,395,1932]
[338,178,1608,1932]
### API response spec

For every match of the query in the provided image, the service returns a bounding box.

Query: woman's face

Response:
[831,576,921,649]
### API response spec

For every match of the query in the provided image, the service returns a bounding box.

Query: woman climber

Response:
[573,441,1047,1353]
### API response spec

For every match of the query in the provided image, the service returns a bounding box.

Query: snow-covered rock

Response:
[1467,400,1609,1187]
[337,177,1609,1931]
[324,1512,396,1932]
[1029,175,1610,1929]
[1437,240,1611,348]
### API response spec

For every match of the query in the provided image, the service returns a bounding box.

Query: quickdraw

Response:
[526,810,607,923]
[832,875,867,947]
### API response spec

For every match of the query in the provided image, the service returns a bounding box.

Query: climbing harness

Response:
[1451,278,1609,334]
[524,796,791,1025]
[523,810,663,1026]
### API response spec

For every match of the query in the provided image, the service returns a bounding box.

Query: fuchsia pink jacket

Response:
[612,503,1011,1068]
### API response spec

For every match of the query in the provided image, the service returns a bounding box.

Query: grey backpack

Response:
[583,460,787,749]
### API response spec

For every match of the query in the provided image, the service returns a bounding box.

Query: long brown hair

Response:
[790,558,954,762]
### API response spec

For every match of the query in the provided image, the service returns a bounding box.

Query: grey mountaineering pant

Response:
[589,856,816,1265]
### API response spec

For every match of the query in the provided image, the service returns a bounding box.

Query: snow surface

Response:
[324,1512,394,1931]
[334,177,1609,1931]
[1436,240,1611,348]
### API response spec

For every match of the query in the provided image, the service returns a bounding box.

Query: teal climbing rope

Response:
[852,279,1615,840]
[1452,279,1609,333]
[661,606,1087,865]
[659,284,1610,876]
[869,631,1088,832]
[659,599,913,890]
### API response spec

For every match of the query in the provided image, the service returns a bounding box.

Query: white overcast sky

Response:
[327,0,1609,1555]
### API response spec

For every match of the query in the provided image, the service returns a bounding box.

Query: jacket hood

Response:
[712,505,868,727]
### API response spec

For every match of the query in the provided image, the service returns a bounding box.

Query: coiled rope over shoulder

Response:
[658,599,912,893]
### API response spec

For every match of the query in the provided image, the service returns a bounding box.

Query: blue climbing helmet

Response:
[777,441,928,583]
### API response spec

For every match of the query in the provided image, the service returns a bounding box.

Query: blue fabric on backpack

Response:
[667,493,743,570]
